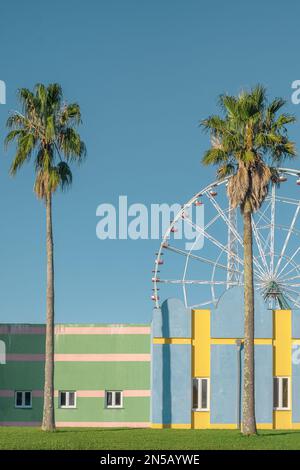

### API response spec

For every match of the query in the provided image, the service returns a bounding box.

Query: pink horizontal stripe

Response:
[76,390,105,398]
[32,390,44,398]
[54,390,150,398]
[123,390,151,397]
[54,353,151,362]
[5,354,150,362]
[0,325,150,335]
[53,390,104,398]
[55,326,150,335]
[6,354,45,362]
[0,421,41,426]
[0,390,44,397]
[0,390,14,397]
[0,326,45,335]
[56,422,150,428]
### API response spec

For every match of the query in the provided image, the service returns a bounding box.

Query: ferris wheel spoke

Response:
[263,233,271,254]
[270,183,276,274]
[187,216,266,279]
[184,218,244,267]
[163,244,243,274]
[276,246,300,279]
[281,283,300,287]
[158,279,241,285]
[252,218,271,275]
[280,285,300,296]
[274,203,300,276]
[251,224,271,254]
[271,195,300,206]
[282,292,300,309]
[260,223,300,238]
[205,191,243,246]
[280,273,300,283]
[254,199,272,227]
[281,262,299,280]
[251,222,271,250]
[251,256,268,279]
[190,300,218,308]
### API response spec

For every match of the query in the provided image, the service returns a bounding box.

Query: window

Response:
[273,377,290,410]
[15,391,32,408]
[105,391,123,408]
[192,378,210,411]
[59,391,76,408]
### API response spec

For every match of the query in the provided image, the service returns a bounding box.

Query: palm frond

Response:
[10,134,35,175]
[57,127,86,162]
[202,148,229,166]
[57,161,73,190]
[217,163,235,179]
[200,85,296,213]
[5,83,86,198]
[4,129,26,149]
[59,103,81,126]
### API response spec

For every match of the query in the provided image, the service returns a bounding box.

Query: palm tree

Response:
[201,85,296,435]
[5,83,86,431]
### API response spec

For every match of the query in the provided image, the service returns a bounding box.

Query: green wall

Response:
[0,323,151,426]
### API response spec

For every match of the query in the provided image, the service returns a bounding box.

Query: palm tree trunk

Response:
[241,208,257,435]
[42,192,56,431]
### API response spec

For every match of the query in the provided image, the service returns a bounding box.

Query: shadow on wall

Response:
[151,298,192,426]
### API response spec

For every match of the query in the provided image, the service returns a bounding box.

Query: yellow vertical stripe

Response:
[192,309,210,429]
[273,310,292,376]
[192,310,210,377]
[273,309,292,429]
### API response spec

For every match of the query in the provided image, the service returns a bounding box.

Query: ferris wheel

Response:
[152,168,300,311]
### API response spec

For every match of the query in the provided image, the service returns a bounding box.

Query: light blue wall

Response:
[151,343,191,424]
[151,298,192,424]
[292,345,300,422]
[253,345,273,423]
[151,289,274,426]
[211,287,272,338]
[293,311,300,339]
[211,345,238,424]
[152,298,191,338]
[211,344,273,424]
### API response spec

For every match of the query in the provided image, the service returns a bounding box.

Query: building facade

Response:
[0,324,151,427]
[1,286,300,429]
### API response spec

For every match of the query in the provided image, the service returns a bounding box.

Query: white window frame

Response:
[15,390,32,409]
[59,391,77,409]
[273,377,291,411]
[192,378,210,412]
[105,390,123,409]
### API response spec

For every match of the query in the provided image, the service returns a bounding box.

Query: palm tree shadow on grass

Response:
[56,428,148,433]
[257,430,300,437]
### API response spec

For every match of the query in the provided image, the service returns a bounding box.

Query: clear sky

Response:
[1,0,300,324]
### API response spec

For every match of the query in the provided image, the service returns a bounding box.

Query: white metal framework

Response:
[152,168,300,311]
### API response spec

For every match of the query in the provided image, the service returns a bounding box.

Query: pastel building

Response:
[0,324,151,427]
[1,286,300,429]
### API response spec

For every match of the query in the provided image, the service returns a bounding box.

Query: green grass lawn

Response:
[0,427,300,450]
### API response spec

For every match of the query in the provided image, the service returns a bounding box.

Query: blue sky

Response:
[1,0,300,324]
